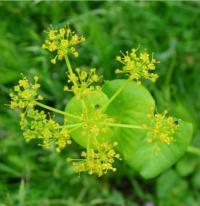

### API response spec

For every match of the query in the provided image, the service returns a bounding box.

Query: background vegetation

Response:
[0,1,200,206]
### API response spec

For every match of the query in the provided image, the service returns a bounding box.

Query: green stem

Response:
[69,124,83,133]
[101,79,131,112]
[35,101,80,119]
[187,146,200,155]
[64,54,73,75]
[108,123,145,129]
[63,123,83,128]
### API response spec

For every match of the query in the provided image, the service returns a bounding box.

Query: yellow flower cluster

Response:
[64,68,101,99]
[147,111,179,151]
[71,142,121,177]
[116,49,159,83]
[20,109,71,152]
[80,107,114,137]
[10,76,43,109]
[10,76,71,153]
[42,27,85,64]
[11,24,182,178]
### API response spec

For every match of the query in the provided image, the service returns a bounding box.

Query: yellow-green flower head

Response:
[71,142,121,177]
[64,68,101,99]
[42,26,85,64]
[115,48,159,84]
[147,110,179,152]
[80,107,114,138]
[10,76,43,109]
[20,108,71,152]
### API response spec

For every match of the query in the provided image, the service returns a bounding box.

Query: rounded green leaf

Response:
[102,79,155,151]
[102,79,193,179]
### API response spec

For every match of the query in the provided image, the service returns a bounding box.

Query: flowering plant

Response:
[10,26,193,178]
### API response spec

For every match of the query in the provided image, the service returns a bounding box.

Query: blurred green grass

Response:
[0,1,200,206]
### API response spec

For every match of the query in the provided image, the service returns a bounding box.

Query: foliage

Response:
[0,1,200,206]
[9,24,193,180]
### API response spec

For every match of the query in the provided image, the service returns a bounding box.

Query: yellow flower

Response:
[78,106,114,140]
[48,29,57,40]
[116,48,159,83]
[147,110,179,151]
[64,68,101,99]
[10,76,43,109]
[42,26,85,64]
[71,142,121,177]
[20,108,71,152]
[59,28,65,36]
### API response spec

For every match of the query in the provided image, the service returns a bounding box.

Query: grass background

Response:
[0,1,200,206]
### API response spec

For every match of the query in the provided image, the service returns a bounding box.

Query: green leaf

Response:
[18,179,26,206]
[106,191,125,206]
[156,169,188,201]
[0,67,19,83]
[103,80,154,156]
[176,155,198,177]
[65,90,113,148]
[102,79,193,179]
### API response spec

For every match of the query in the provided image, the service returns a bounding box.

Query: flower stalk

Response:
[187,146,200,155]
[107,123,145,129]
[35,101,80,119]
[65,54,74,76]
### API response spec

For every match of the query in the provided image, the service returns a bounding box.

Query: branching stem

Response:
[35,101,81,119]
[68,123,84,134]
[107,123,145,129]
[63,123,84,128]
[65,54,73,75]
[187,146,200,155]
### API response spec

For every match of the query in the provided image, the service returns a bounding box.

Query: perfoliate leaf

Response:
[102,79,193,179]
[65,79,193,178]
